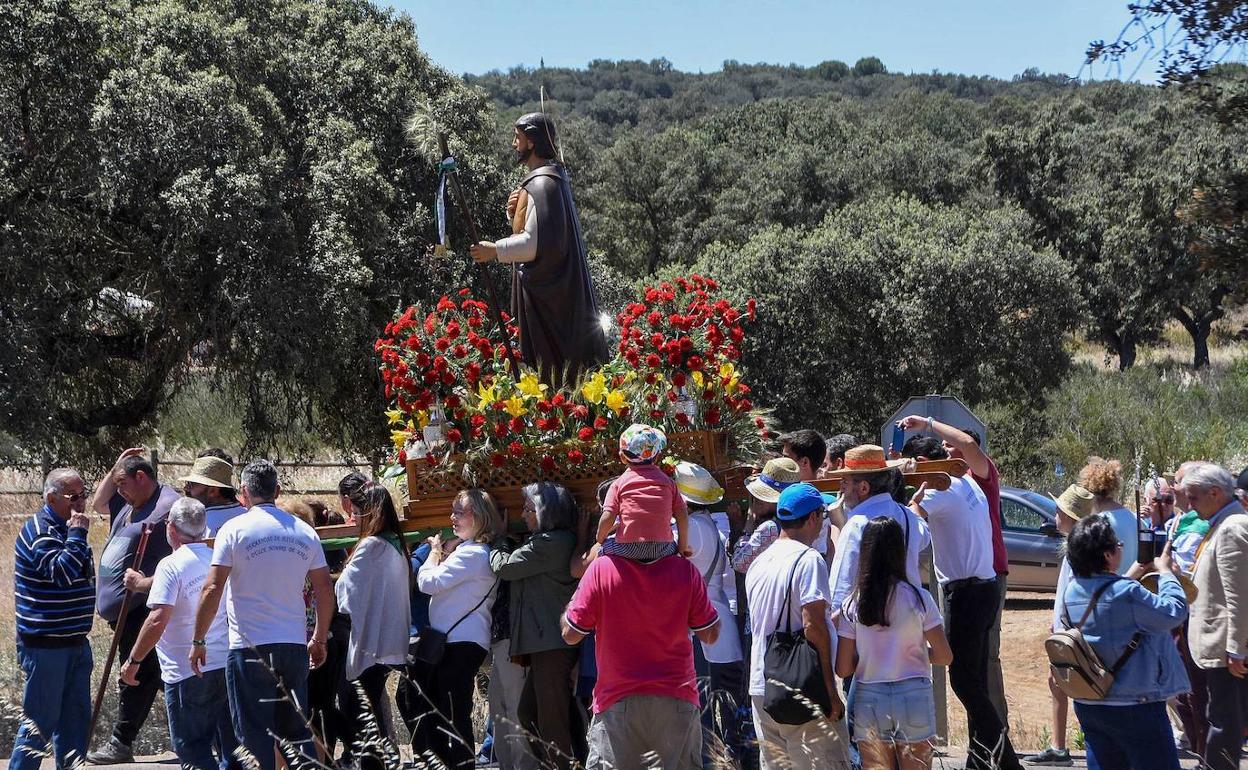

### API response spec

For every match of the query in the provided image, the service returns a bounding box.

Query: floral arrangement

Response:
[375,275,766,480]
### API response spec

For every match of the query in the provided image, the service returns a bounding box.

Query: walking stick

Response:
[436,132,522,382]
[89,522,153,747]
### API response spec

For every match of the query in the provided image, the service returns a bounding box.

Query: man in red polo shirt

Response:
[562,550,720,769]
[897,415,1009,725]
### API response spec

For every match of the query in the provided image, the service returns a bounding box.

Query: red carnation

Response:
[508,441,524,457]
[755,417,766,428]
[445,394,461,409]
[645,373,658,384]
[415,353,431,368]
[645,353,661,368]
[434,337,451,352]
[578,427,595,441]
[649,409,665,420]
[705,407,722,425]
[571,405,589,420]
[567,449,585,465]
[647,311,663,328]
[494,423,509,439]
[445,321,461,338]
[441,372,455,386]
[491,453,507,467]
[737,399,753,412]
[686,355,704,371]
[453,344,468,358]
[594,416,609,430]
[470,414,486,427]
[675,413,690,426]
[510,417,526,433]
[672,372,687,388]
[540,455,556,474]
[445,428,462,443]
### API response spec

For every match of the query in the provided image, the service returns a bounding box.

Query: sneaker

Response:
[86,738,134,765]
[1025,748,1072,766]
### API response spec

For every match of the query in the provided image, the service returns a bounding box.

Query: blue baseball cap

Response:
[777,483,825,521]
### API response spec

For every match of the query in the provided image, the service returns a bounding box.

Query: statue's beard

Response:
[515,147,533,164]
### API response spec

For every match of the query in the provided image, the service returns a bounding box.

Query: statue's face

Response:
[513,127,533,164]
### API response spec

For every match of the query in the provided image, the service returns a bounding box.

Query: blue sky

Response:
[392,0,1148,81]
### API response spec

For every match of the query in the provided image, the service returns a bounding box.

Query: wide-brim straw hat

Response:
[746,457,802,503]
[1051,484,1095,522]
[1140,572,1199,603]
[820,445,909,478]
[674,461,724,506]
[177,456,235,490]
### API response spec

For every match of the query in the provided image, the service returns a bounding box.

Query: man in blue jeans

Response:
[119,498,237,770]
[191,460,335,770]
[10,468,96,770]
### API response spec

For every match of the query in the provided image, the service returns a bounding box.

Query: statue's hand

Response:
[469,242,497,263]
[506,189,522,218]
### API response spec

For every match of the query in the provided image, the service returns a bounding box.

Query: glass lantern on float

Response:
[423,405,449,457]
[673,387,698,426]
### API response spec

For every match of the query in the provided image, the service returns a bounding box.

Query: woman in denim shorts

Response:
[836,517,954,770]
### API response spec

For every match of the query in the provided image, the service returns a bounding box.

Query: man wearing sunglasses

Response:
[11,468,96,770]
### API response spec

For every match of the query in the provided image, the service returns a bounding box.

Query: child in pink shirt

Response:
[595,423,690,560]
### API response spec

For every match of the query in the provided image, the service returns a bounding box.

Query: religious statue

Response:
[469,113,608,386]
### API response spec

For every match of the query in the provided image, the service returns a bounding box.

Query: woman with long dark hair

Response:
[836,517,952,770]
[334,483,411,765]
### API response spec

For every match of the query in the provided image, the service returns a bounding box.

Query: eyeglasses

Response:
[60,492,89,502]
[1154,494,1175,504]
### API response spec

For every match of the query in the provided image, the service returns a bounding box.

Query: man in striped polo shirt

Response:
[10,467,97,770]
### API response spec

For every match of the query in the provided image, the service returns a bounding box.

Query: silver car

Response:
[1000,486,1064,591]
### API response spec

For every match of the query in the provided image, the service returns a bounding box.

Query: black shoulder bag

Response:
[414,578,498,666]
[762,549,833,725]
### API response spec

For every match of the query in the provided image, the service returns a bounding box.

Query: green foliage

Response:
[687,196,1079,439]
[0,0,508,459]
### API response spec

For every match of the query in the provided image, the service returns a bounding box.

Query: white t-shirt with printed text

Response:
[839,582,943,683]
[745,538,836,697]
[147,542,229,683]
[211,504,327,649]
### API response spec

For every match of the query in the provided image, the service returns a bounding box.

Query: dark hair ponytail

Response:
[852,516,909,627]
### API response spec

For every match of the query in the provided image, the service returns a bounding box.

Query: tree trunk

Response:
[1118,332,1137,370]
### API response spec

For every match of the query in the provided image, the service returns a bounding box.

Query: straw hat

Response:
[1051,484,1095,522]
[820,445,909,478]
[746,457,802,503]
[177,456,235,490]
[674,461,724,506]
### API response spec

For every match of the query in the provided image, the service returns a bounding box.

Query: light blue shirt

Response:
[1100,506,1139,573]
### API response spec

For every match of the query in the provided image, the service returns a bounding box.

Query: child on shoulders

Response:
[595,423,690,560]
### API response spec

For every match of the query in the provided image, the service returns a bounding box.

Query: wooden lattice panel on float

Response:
[405,430,731,529]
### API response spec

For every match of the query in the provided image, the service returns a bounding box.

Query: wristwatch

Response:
[191,639,207,647]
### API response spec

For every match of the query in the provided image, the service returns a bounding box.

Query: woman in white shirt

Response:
[334,483,411,759]
[412,489,504,770]
[836,517,953,770]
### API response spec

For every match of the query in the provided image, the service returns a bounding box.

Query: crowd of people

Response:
[9,418,1248,770]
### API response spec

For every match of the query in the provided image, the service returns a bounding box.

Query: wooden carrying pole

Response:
[436,133,521,381]
[89,522,153,747]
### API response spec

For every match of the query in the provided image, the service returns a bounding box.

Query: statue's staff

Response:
[435,132,521,382]
[88,522,153,747]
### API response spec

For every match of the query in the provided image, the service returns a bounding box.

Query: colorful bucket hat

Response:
[619,423,667,463]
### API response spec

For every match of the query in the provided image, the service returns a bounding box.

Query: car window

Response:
[1002,498,1044,530]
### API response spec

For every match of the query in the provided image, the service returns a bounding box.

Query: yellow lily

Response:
[517,372,547,399]
[505,396,528,418]
[390,430,410,452]
[605,389,627,414]
[476,381,497,410]
[385,409,405,425]
[692,370,705,389]
[581,372,607,404]
[719,363,737,380]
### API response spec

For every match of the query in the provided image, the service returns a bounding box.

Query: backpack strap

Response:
[778,549,814,634]
[1062,578,1116,630]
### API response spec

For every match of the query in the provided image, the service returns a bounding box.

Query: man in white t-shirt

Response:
[903,437,1021,770]
[825,446,930,618]
[191,460,333,770]
[745,483,849,770]
[119,498,235,770]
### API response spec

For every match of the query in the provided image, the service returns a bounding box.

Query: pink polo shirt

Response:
[603,463,687,543]
[565,554,719,713]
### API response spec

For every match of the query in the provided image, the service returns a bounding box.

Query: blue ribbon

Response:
[436,157,457,249]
